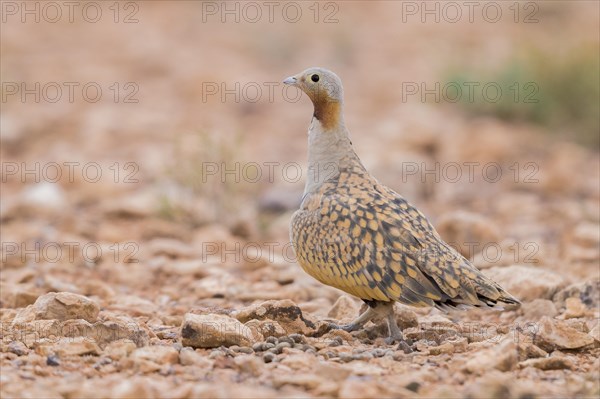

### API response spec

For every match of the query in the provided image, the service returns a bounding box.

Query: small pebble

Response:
[252,343,264,352]
[278,336,294,345]
[372,348,386,358]
[405,381,420,393]
[398,341,414,354]
[263,342,275,350]
[352,352,374,361]
[329,337,343,347]
[221,347,236,356]
[266,336,278,345]
[263,352,276,363]
[7,341,28,356]
[289,334,306,344]
[338,353,353,363]
[415,340,432,352]
[275,342,292,352]
[209,350,225,359]
[93,358,112,370]
[46,355,60,366]
[293,343,309,351]
[235,346,254,354]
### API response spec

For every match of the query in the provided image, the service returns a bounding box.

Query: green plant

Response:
[445,44,599,147]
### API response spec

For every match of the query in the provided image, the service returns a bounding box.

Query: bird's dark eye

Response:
[311,74,320,82]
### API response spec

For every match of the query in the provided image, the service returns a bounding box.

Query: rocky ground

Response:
[1,2,599,398]
[1,217,599,398]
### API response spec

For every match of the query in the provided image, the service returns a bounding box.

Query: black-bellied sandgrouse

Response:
[284,67,520,344]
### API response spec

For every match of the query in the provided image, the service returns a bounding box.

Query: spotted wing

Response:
[291,183,512,308]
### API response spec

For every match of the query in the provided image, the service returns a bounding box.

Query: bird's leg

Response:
[381,303,413,352]
[331,306,377,332]
[384,309,404,342]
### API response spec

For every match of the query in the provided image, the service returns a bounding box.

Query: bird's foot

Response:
[382,305,413,352]
[327,307,377,334]
[328,322,360,333]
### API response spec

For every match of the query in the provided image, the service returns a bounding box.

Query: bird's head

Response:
[283,67,344,130]
[283,67,344,104]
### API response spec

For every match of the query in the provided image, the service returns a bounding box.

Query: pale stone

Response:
[564,297,588,319]
[181,313,261,348]
[36,337,101,357]
[519,356,575,370]
[534,316,595,352]
[463,338,519,373]
[12,292,99,325]
[128,345,179,373]
[233,299,318,335]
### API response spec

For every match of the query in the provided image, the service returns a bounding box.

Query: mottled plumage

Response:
[284,67,520,343]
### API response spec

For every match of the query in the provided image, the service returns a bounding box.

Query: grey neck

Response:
[304,117,356,195]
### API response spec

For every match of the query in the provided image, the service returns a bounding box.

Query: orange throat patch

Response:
[313,100,341,131]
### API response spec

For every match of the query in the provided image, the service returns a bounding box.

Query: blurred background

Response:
[1,1,599,397]
[2,0,598,270]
